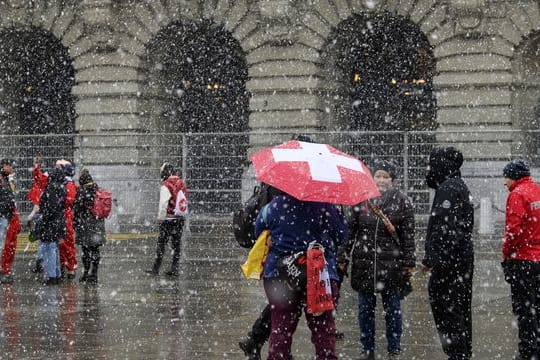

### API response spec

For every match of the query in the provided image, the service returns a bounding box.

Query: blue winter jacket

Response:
[254,194,348,281]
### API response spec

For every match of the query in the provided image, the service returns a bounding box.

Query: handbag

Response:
[241,230,271,280]
[276,251,307,291]
[306,242,334,314]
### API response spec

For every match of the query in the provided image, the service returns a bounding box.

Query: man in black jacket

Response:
[420,146,474,360]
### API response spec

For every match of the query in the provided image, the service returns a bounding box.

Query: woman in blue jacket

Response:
[254,193,348,360]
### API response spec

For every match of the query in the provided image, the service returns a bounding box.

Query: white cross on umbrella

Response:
[272,142,365,183]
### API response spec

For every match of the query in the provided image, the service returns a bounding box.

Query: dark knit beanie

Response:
[503,159,530,180]
[79,169,93,185]
[371,160,397,180]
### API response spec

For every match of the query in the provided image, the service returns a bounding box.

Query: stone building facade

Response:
[0,0,539,229]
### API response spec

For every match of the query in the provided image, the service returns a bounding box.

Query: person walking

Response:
[146,162,188,276]
[338,160,415,360]
[501,159,540,360]
[38,167,67,285]
[420,146,474,360]
[73,169,106,284]
[0,159,21,284]
[255,192,348,360]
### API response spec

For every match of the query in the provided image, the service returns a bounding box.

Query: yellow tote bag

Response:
[241,230,271,280]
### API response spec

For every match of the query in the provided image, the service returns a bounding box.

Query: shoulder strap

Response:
[367,200,399,242]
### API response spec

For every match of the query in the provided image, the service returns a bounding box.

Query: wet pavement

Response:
[0,236,519,359]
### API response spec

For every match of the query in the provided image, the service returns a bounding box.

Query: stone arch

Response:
[0,24,76,209]
[512,30,540,159]
[321,12,436,131]
[136,16,249,213]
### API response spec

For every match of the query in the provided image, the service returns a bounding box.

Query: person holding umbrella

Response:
[338,159,415,360]
[250,139,378,359]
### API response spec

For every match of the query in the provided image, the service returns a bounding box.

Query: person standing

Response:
[38,167,67,285]
[255,192,348,360]
[73,169,106,284]
[0,159,17,284]
[338,160,415,360]
[146,162,188,276]
[501,159,540,360]
[420,147,474,360]
[32,159,78,278]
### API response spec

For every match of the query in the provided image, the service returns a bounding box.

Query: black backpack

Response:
[233,184,272,248]
[0,184,14,219]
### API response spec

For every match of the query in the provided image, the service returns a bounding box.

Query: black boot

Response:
[79,272,89,283]
[32,258,43,273]
[87,262,98,284]
[238,336,262,360]
[145,259,161,275]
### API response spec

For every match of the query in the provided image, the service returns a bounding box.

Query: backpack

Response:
[233,184,272,248]
[91,189,112,219]
[0,185,14,219]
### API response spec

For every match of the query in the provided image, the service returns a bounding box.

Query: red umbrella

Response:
[250,140,380,205]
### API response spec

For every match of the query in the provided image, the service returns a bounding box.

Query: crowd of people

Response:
[238,145,540,360]
[0,157,188,288]
[0,144,538,360]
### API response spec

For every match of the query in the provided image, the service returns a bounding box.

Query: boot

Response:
[145,260,160,275]
[238,336,262,360]
[87,263,98,284]
[79,271,89,283]
[32,258,43,273]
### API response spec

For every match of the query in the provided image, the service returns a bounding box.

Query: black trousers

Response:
[81,244,101,275]
[503,260,540,360]
[428,261,474,360]
[153,219,184,273]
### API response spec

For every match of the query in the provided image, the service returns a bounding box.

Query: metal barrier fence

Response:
[0,130,534,233]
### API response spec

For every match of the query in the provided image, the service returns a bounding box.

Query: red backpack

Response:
[91,189,112,219]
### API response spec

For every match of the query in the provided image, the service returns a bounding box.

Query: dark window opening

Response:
[143,20,249,213]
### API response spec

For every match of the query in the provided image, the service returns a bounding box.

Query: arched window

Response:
[142,20,249,213]
[0,26,76,209]
[323,13,437,211]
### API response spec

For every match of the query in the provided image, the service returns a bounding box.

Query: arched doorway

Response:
[142,20,249,213]
[0,26,76,208]
[323,12,437,210]
[512,31,540,161]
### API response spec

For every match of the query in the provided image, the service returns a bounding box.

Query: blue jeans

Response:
[0,217,8,254]
[358,290,402,353]
[41,242,60,279]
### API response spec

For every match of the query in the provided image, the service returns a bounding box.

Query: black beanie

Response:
[371,160,397,180]
[79,169,93,185]
[503,159,530,180]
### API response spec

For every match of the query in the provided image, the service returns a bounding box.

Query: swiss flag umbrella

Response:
[250,140,380,205]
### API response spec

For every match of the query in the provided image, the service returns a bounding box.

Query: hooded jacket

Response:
[422,147,474,270]
[503,176,540,261]
[38,168,66,242]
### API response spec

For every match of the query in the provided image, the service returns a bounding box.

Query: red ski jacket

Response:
[504,176,540,261]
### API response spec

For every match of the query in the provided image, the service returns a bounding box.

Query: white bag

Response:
[174,189,188,217]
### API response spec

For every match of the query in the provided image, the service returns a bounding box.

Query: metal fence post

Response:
[181,133,189,260]
[403,132,409,191]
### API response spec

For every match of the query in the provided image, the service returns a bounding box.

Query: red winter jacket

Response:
[504,176,540,261]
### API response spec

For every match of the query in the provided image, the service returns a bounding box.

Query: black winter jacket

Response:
[38,168,66,243]
[339,187,415,294]
[73,183,106,247]
[422,174,474,271]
